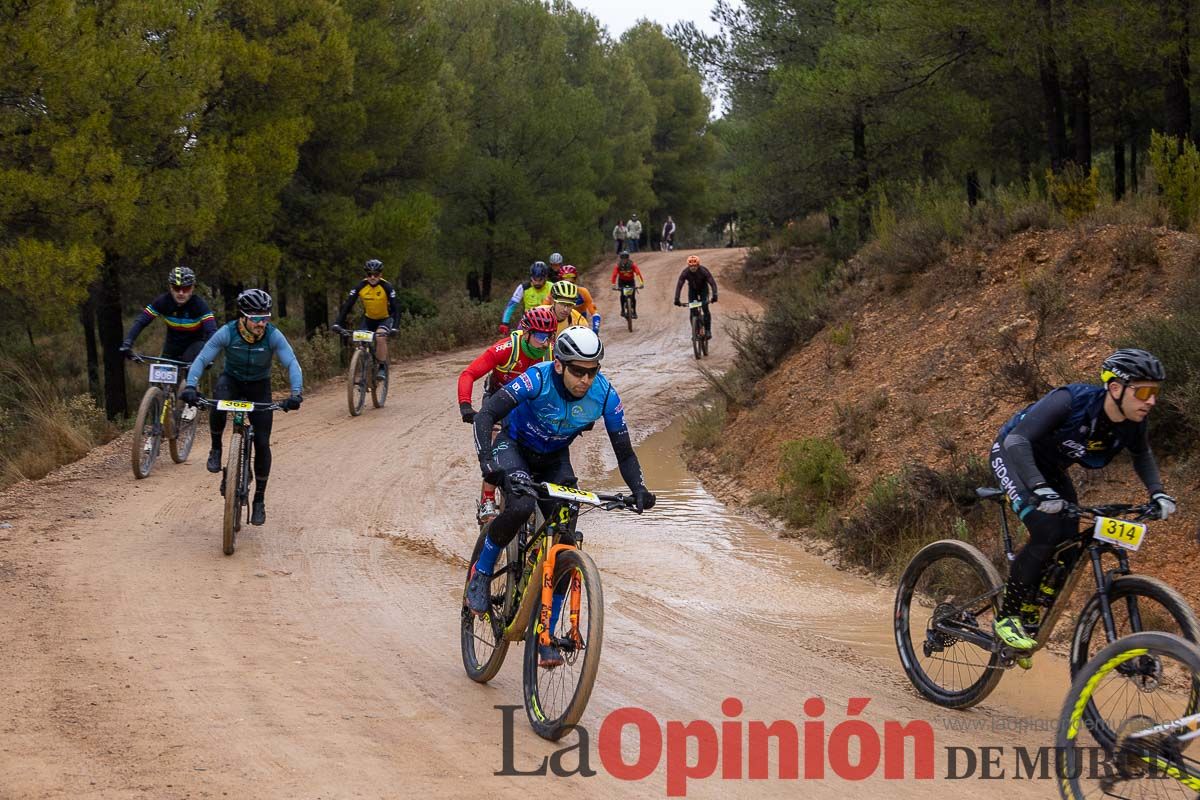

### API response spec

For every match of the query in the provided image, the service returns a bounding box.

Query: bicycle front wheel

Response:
[222,430,243,556]
[1057,631,1200,800]
[461,529,518,683]
[894,539,1005,708]
[347,349,368,416]
[523,548,604,741]
[1069,574,1200,751]
[169,394,198,463]
[371,360,388,408]
[691,315,703,360]
[132,387,164,479]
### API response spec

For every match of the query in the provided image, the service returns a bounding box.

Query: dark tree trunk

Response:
[466,271,481,302]
[1131,137,1139,193]
[303,289,328,337]
[1038,0,1068,171]
[276,268,288,319]
[1114,137,1126,200]
[966,170,981,207]
[482,190,497,302]
[80,286,101,402]
[852,107,870,234]
[220,279,241,321]
[96,256,127,419]
[1068,58,1092,169]
[1164,0,1192,141]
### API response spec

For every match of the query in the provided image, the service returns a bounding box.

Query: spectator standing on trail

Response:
[661,216,676,251]
[612,220,627,255]
[626,214,643,253]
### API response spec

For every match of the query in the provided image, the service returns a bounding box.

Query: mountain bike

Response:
[129,353,199,479]
[332,324,390,416]
[613,285,638,332]
[686,300,709,359]
[460,476,643,741]
[894,490,1199,713]
[1057,631,1200,799]
[196,396,286,555]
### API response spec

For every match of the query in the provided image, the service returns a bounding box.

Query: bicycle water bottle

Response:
[591,313,601,333]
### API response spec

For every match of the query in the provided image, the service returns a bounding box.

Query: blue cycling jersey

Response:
[499,361,626,454]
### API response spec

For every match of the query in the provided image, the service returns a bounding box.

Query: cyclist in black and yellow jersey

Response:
[544,280,589,335]
[333,259,397,381]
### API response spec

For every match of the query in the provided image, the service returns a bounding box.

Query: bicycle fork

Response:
[537,543,584,649]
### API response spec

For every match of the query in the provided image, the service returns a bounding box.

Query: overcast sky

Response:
[578,0,723,39]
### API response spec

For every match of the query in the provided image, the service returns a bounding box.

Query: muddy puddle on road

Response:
[584,418,1073,726]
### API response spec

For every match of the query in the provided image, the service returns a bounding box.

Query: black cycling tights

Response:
[210,374,274,495]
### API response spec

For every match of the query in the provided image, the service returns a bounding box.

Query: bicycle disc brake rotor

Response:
[1117,654,1164,692]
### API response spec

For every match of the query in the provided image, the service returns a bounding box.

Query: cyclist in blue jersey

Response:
[989,348,1175,658]
[465,326,656,666]
[180,289,303,527]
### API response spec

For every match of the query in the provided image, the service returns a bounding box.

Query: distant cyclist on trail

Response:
[673,255,718,340]
[499,261,553,334]
[182,289,303,527]
[989,348,1176,659]
[119,266,217,370]
[332,258,397,382]
[464,326,656,666]
[610,251,645,319]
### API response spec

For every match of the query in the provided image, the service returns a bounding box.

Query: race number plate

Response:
[688,301,703,309]
[622,287,635,296]
[353,330,374,342]
[544,482,600,506]
[1093,516,1147,551]
[216,399,254,412]
[149,363,178,384]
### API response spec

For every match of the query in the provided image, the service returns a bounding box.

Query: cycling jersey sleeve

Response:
[576,287,597,317]
[632,264,645,285]
[501,284,526,325]
[382,279,398,321]
[601,385,646,491]
[1127,422,1164,494]
[673,270,687,304]
[610,265,620,285]
[335,281,366,327]
[195,297,218,340]
[1001,388,1073,488]
[457,343,506,404]
[125,306,157,344]
[186,324,231,387]
[268,328,304,395]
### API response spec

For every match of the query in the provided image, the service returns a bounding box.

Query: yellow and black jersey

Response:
[337,279,397,324]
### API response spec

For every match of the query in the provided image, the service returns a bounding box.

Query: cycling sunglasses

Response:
[244,314,271,324]
[169,284,194,293]
[528,331,551,345]
[1130,385,1160,401]
[564,363,599,379]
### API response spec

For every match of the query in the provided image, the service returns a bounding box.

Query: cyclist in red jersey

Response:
[458,306,557,523]
[610,250,645,319]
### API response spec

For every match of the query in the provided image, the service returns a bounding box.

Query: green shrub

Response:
[682,397,727,451]
[776,437,853,529]
[1148,130,1200,230]
[1046,163,1100,222]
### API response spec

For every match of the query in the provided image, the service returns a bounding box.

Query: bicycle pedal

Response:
[180,406,197,421]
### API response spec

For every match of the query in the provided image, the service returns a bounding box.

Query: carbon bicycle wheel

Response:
[222,430,243,555]
[691,314,703,360]
[1069,574,1200,752]
[347,349,368,416]
[1057,631,1200,800]
[131,387,164,479]
[169,392,198,463]
[371,360,388,408]
[522,548,604,741]
[894,539,1005,708]
[461,528,518,683]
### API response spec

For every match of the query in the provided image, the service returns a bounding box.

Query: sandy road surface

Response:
[2,249,1067,799]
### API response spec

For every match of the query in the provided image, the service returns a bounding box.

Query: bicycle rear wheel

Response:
[222,430,243,555]
[347,349,368,416]
[894,539,1005,708]
[371,360,388,408]
[461,529,518,683]
[1057,631,1200,800]
[523,548,604,741]
[132,387,164,479]
[169,394,198,463]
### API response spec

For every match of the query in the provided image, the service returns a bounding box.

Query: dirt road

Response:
[1,249,1067,799]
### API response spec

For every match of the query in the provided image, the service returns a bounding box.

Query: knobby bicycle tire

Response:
[522,548,604,741]
[894,539,1005,708]
[223,430,243,556]
[169,392,198,464]
[691,314,703,360]
[132,387,164,479]
[347,349,368,416]
[1069,574,1200,751]
[1057,631,1200,800]
[461,528,516,683]
[371,358,388,408]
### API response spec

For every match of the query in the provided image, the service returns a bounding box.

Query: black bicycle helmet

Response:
[168,266,196,287]
[555,326,604,363]
[236,288,273,316]
[530,261,550,279]
[364,258,383,274]
[1101,348,1166,384]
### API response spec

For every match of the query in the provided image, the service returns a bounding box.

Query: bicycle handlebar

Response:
[331,325,393,338]
[507,475,642,513]
[1065,502,1157,522]
[128,352,191,367]
[195,396,288,413]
